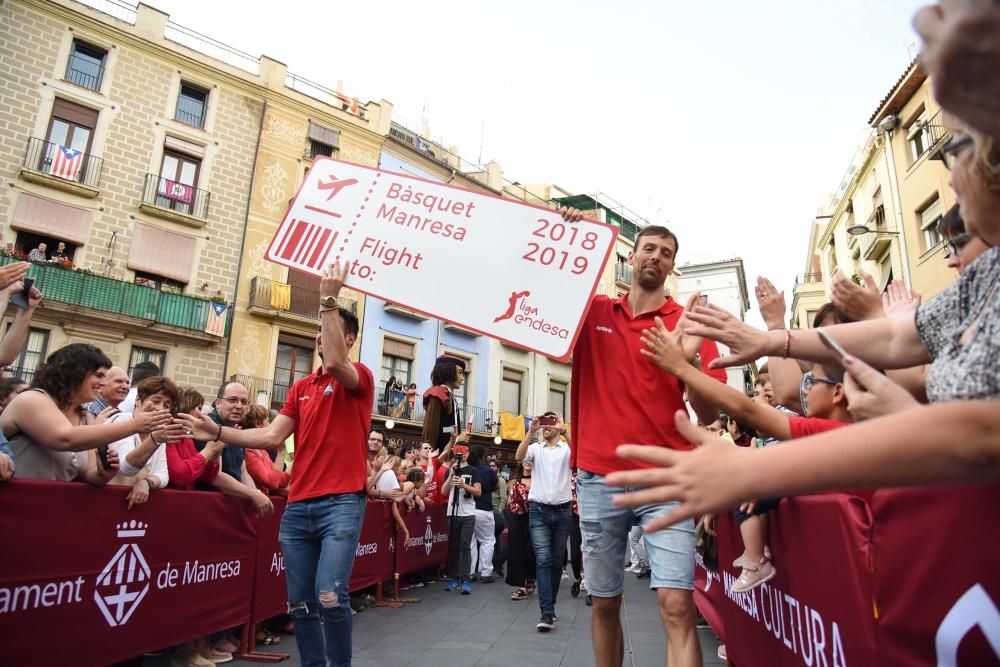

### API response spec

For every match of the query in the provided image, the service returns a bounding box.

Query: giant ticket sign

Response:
[266,158,615,360]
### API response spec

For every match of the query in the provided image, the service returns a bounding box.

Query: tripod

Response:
[444,456,464,582]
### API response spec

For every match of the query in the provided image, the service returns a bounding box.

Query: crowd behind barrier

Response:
[694,489,1000,666]
[0,479,449,667]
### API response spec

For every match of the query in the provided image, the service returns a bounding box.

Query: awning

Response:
[11,193,92,244]
[127,222,196,283]
[308,121,340,149]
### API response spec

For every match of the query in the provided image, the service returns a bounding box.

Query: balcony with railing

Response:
[374,382,499,434]
[924,108,951,158]
[139,173,211,225]
[0,254,231,337]
[247,276,358,323]
[615,264,633,286]
[228,374,289,410]
[65,52,106,91]
[20,137,104,196]
[795,272,824,285]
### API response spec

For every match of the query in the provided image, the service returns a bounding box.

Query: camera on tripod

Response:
[452,444,472,498]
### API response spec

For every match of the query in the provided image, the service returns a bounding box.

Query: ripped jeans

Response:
[279,492,366,667]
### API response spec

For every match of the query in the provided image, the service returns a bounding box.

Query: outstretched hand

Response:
[682,303,771,369]
[754,277,787,330]
[175,411,219,441]
[831,270,883,321]
[640,316,688,375]
[606,411,756,531]
[320,260,349,301]
[882,280,921,320]
[842,355,919,421]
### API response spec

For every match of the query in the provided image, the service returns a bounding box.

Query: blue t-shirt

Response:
[473,462,497,511]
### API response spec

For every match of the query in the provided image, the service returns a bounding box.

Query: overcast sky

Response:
[148,0,927,325]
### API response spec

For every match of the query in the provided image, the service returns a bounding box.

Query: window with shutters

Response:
[500,367,524,415]
[7,328,49,384]
[381,338,414,388]
[175,83,209,129]
[918,194,944,252]
[128,346,166,379]
[548,379,568,418]
[273,334,315,409]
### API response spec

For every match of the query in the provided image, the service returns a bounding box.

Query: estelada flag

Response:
[205,302,228,337]
[50,144,83,181]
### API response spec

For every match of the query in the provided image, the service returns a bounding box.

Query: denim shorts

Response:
[577,469,695,596]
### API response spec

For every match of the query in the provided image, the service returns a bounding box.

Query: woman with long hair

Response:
[0,343,171,484]
[505,461,536,600]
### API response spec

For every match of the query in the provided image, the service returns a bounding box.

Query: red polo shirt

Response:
[280,364,374,503]
[570,294,728,475]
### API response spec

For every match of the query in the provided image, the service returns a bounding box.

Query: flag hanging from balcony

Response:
[50,144,83,181]
[163,179,194,204]
[205,302,228,337]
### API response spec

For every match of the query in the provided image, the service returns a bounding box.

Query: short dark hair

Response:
[469,444,487,465]
[405,468,426,485]
[813,302,854,327]
[131,360,161,385]
[634,225,680,258]
[337,309,360,338]
[0,377,28,402]
[819,364,846,385]
[177,387,205,414]
[369,428,384,439]
[937,204,965,239]
[135,376,180,411]
[32,343,113,410]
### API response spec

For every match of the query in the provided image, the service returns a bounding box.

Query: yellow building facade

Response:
[224,58,393,409]
[793,62,957,323]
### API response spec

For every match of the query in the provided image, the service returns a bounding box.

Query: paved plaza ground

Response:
[148,572,724,666]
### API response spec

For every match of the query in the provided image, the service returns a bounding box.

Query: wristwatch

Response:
[320,295,339,309]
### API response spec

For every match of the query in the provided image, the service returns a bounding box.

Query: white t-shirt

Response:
[376,471,401,491]
[106,413,169,488]
[524,440,572,505]
[444,465,480,517]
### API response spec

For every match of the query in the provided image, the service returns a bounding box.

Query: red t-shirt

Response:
[787,416,846,438]
[571,294,728,475]
[430,464,449,504]
[280,364,374,503]
[165,438,219,491]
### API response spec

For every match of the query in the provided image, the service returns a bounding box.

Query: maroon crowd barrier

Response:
[870,485,1000,666]
[696,488,1000,666]
[0,481,449,666]
[0,480,259,667]
[394,504,449,577]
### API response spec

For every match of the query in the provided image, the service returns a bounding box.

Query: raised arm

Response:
[1,391,171,452]
[642,317,792,440]
[319,261,359,390]
[683,303,929,370]
[0,284,42,367]
[516,418,539,461]
[607,401,1000,530]
[177,411,295,451]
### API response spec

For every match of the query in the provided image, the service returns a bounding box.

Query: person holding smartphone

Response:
[515,411,572,632]
[441,449,481,595]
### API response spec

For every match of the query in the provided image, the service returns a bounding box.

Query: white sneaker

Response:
[718,644,727,660]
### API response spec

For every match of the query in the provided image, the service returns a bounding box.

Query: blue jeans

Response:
[279,493,366,667]
[528,501,572,616]
[577,470,694,597]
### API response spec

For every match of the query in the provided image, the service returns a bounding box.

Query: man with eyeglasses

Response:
[180,261,374,667]
[196,381,254,488]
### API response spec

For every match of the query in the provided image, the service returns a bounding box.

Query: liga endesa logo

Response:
[493,290,569,339]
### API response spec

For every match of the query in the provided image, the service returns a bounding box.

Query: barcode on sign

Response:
[273,219,339,271]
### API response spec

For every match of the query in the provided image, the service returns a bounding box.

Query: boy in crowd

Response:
[640,317,852,592]
[441,450,482,595]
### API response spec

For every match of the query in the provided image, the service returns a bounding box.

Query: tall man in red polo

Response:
[563,209,726,667]
[181,262,371,667]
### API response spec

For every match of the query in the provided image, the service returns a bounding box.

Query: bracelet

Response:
[782,329,792,359]
[216,423,224,442]
[150,432,162,446]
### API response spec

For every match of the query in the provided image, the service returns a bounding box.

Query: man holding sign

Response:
[181,262,372,667]
[563,209,727,667]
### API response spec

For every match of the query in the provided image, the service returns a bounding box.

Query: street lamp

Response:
[847,225,900,237]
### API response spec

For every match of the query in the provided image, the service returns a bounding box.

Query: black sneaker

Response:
[571,579,581,597]
[585,594,593,607]
[479,575,496,583]
[537,614,554,632]
[636,567,650,579]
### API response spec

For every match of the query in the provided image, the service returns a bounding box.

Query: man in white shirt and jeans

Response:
[516,411,572,632]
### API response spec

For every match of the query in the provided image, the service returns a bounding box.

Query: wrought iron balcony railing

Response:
[22,137,103,189]
[141,173,211,219]
[248,276,358,320]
